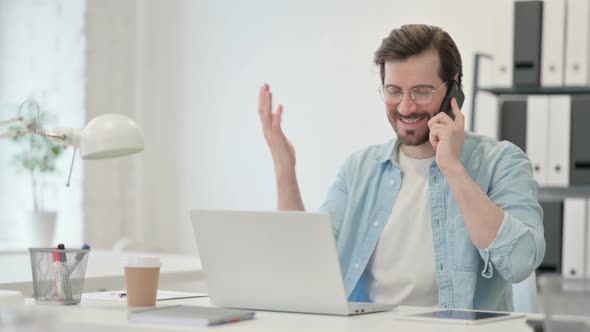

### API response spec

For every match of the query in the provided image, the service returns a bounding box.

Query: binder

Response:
[565,0,590,86]
[491,0,514,87]
[547,95,571,187]
[587,199,590,278]
[562,198,587,279]
[513,0,543,87]
[539,201,564,273]
[499,97,527,152]
[570,96,590,185]
[526,96,550,186]
[474,92,500,140]
[541,0,567,86]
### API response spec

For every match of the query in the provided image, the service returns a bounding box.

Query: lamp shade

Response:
[79,114,144,160]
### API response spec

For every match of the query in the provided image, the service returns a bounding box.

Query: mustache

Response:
[392,111,432,120]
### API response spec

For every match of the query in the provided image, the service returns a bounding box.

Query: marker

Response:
[57,244,73,302]
[68,243,91,276]
[52,247,65,301]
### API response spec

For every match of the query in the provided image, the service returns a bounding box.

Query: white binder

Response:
[526,96,550,186]
[541,0,567,86]
[547,95,571,187]
[474,92,500,140]
[565,0,590,86]
[491,0,514,87]
[562,198,588,279]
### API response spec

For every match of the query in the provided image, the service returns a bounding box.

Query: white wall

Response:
[80,0,513,253]
[83,0,142,249]
[166,0,508,253]
[134,1,185,252]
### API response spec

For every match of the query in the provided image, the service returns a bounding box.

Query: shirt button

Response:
[389,180,395,186]
[354,264,360,269]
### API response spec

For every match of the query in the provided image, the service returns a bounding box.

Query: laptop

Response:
[190,209,396,316]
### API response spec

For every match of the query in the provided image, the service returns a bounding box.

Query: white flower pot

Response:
[25,211,57,248]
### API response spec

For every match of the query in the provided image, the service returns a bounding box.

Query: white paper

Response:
[82,290,207,302]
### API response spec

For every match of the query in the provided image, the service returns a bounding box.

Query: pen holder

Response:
[28,247,91,305]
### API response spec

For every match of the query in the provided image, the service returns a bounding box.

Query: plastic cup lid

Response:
[123,256,161,268]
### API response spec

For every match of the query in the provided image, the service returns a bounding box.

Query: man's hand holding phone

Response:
[428,97,465,175]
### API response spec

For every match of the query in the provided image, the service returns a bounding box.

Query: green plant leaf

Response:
[9,104,64,174]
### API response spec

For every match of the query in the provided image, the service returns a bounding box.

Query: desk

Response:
[23,297,535,332]
[0,250,205,295]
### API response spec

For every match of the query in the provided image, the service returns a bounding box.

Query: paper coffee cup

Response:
[123,256,161,307]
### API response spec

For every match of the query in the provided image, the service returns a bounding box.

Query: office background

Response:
[0,0,552,254]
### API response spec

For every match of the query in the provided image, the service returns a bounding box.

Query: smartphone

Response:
[439,80,465,120]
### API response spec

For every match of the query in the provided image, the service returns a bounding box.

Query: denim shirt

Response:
[319,132,545,311]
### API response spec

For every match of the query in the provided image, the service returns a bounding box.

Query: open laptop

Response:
[190,209,396,316]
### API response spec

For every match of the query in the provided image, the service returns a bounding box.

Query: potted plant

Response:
[9,99,64,247]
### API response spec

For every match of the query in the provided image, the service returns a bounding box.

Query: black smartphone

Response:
[439,80,465,120]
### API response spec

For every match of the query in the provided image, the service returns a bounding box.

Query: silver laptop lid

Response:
[190,209,351,315]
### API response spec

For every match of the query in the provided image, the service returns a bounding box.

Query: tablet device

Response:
[399,309,525,325]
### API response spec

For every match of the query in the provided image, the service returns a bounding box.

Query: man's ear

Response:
[453,73,459,81]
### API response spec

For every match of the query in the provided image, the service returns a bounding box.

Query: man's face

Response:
[382,49,448,147]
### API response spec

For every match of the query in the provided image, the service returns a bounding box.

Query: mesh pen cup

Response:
[28,247,91,305]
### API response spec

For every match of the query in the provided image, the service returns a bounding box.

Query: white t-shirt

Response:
[366,149,438,306]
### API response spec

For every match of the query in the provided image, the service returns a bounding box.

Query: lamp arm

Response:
[0,116,23,126]
[0,115,26,139]
[0,131,25,139]
[43,128,82,148]
[42,128,82,188]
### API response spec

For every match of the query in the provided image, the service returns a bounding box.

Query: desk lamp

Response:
[0,99,144,185]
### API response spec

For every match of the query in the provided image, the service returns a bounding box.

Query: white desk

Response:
[0,250,205,295]
[23,297,536,332]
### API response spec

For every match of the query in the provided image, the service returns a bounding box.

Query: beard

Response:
[388,110,432,146]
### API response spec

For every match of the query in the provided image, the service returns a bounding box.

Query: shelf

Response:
[479,86,590,96]
[539,186,590,201]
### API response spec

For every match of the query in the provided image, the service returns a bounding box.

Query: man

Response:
[258,24,545,311]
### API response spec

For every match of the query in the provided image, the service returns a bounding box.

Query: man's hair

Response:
[374,24,463,88]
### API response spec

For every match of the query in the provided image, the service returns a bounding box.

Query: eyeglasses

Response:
[379,81,448,106]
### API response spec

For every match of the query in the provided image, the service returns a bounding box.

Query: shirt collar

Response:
[375,138,401,166]
[376,131,475,169]
[376,137,441,169]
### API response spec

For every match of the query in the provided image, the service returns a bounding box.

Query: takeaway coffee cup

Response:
[123,256,161,307]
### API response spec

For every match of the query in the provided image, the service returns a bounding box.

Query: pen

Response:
[68,243,91,276]
[57,244,73,302]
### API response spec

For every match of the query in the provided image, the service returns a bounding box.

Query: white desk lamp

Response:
[0,100,144,185]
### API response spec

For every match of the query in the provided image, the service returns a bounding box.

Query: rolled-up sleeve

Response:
[478,144,546,283]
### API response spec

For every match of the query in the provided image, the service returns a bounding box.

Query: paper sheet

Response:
[82,290,208,302]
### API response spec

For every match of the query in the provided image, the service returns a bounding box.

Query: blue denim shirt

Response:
[319,132,545,311]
